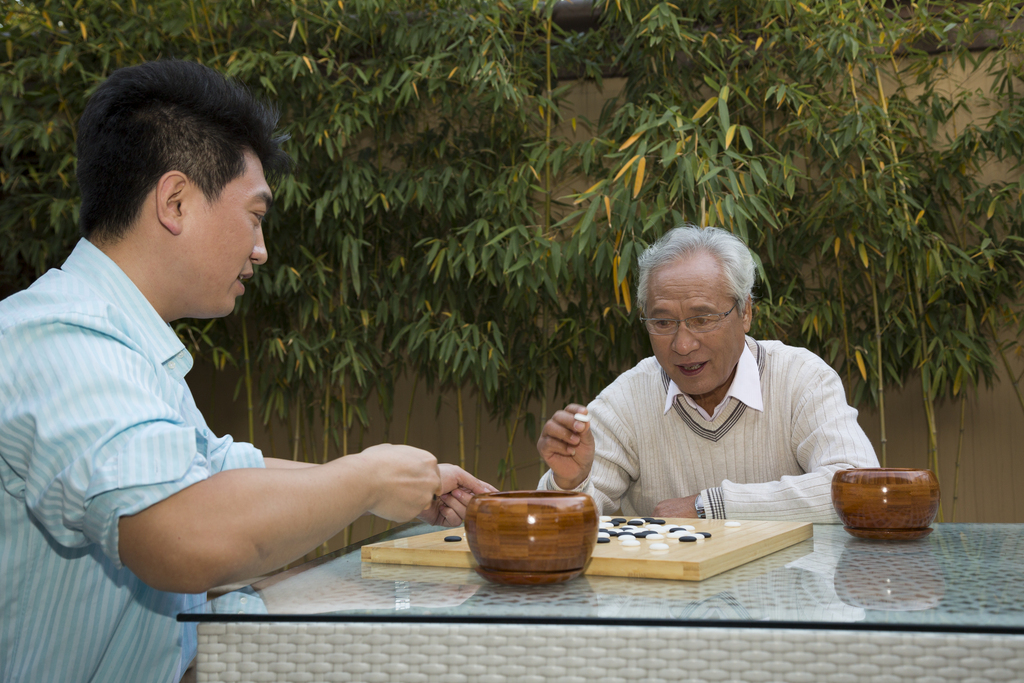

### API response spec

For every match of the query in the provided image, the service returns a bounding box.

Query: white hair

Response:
[635,225,756,316]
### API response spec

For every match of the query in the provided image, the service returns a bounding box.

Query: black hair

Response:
[75,59,291,241]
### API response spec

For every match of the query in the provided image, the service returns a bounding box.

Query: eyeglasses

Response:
[641,304,736,336]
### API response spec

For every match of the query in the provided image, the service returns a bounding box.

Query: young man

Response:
[0,60,495,683]
[536,225,878,522]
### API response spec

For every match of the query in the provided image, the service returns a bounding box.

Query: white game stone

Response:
[645,533,664,540]
[620,538,641,547]
[680,525,696,531]
[598,532,610,538]
[600,515,612,522]
[599,522,613,529]
[573,412,592,423]
[617,533,636,540]
[724,521,742,527]
[667,531,685,539]
[649,542,670,551]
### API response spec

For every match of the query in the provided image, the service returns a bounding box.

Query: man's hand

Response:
[536,403,595,490]
[653,493,700,519]
[417,464,498,527]
[358,444,443,522]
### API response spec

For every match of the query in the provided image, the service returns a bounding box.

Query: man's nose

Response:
[670,323,700,354]
[251,227,268,265]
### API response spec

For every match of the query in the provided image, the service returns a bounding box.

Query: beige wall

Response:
[189,334,1024,570]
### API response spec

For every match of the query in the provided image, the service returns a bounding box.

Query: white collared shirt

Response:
[663,343,764,421]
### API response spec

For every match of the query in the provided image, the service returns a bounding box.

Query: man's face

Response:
[646,253,752,408]
[182,151,272,319]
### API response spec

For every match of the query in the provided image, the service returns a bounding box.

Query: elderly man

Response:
[536,225,878,522]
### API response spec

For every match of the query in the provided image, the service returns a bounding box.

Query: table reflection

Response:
[184,524,1024,634]
[834,539,945,611]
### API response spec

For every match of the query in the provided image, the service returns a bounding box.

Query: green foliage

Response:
[3,0,1024,472]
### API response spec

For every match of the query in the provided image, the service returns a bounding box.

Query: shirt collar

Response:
[663,342,764,419]
[60,238,190,372]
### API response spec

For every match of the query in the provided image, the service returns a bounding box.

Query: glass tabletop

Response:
[179,523,1024,634]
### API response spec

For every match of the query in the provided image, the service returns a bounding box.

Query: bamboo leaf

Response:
[613,155,640,182]
[619,132,642,151]
[574,180,604,204]
[633,157,646,198]
[855,350,868,381]
[692,96,718,121]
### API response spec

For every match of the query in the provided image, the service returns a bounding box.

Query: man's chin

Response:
[187,302,238,320]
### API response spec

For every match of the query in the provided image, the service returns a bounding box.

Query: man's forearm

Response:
[263,457,318,469]
[119,448,438,593]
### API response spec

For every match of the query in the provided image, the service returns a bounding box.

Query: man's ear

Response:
[154,171,190,236]
[742,295,753,333]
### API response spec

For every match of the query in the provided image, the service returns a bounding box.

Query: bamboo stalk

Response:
[291,390,302,462]
[543,15,553,237]
[474,395,482,478]
[912,279,940,487]
[539,308,548,477]
[342,379,351,547]
[241,311,255,443]
[867,262,887,465]
[500,398,525,490]
[951,394,966,522]
[322,380,331,465]
[341,379,348,457]
[989,319,1024,417]
[834,247,853,403]
[457,384,465,470]
[403,374,419,445]
[267,418,277,460]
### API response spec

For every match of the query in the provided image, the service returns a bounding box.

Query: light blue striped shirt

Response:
[0,239,265,683]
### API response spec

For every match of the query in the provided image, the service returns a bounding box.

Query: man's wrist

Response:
[695,493,706,519]
[551,473,590,492]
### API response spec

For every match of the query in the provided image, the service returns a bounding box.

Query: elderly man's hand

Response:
[417,464,498,527]
[536,403,595,490]
[653,494,700,519]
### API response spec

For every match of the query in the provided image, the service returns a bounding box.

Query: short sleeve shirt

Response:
[0,239,265,683]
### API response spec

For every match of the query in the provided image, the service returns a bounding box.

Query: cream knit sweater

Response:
[539,337,879,523]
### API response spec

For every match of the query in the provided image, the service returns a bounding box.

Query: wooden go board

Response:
[361,518,812,581]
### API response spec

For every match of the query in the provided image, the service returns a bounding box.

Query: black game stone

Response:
[611,517,627,525]
[679,536,698,542]
[698,532,712,538]
[444,536,462,542]
[597,537,611,543]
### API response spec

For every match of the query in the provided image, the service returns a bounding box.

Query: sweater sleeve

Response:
[719,353,880,523]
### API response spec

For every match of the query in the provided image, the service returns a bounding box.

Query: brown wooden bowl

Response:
[831,468,940,540]
[464,491,598,585]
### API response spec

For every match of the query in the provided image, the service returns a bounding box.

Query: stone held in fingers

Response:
[573,412,591,423]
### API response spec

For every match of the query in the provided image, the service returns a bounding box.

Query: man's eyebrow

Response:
[256,191,274,212]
